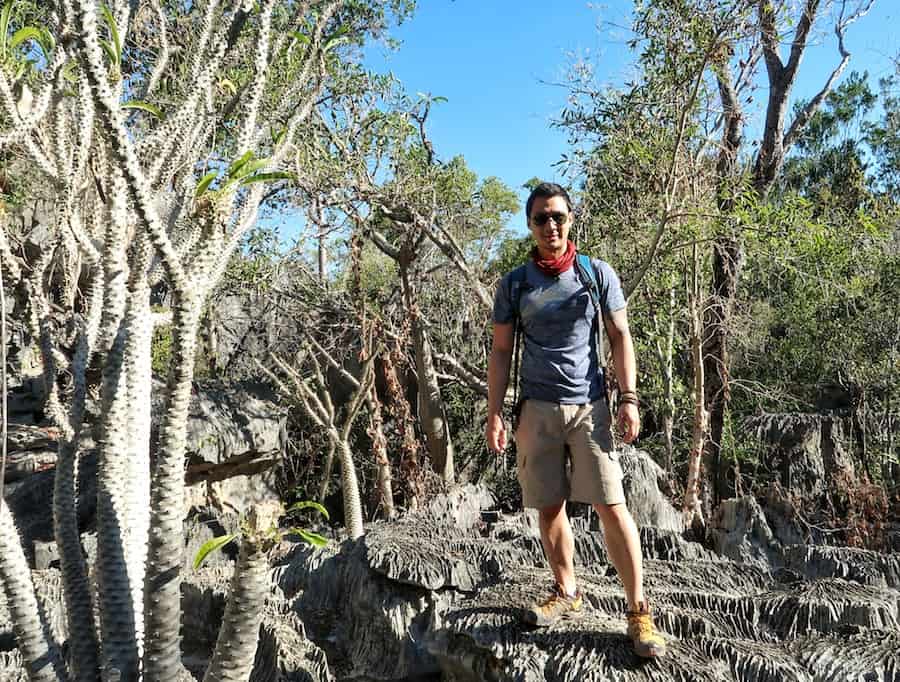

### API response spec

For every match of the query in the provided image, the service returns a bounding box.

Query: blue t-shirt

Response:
[492,258,626,404]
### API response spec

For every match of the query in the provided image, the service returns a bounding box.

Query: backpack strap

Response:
[573,252,608,377]
[508,265,528,417]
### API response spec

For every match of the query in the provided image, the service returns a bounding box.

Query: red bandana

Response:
[531,239,576,277]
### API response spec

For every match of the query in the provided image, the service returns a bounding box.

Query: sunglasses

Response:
[531,211,569,227]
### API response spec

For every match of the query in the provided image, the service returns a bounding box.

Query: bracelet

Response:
[619,395,639,406]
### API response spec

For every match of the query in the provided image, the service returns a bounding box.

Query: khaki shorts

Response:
[514,399,625,509]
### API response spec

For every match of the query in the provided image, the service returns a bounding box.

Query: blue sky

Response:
[364,1,899,232]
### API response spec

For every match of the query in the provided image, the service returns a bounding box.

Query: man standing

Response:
[486,182,666,658]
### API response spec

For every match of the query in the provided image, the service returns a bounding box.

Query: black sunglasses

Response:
[531,211,569,227]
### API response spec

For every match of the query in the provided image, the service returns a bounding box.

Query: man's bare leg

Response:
[593,502,644,609]
[538,501,577,594]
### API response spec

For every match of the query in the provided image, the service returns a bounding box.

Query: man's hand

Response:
[617,402,640,444]
[486,412,508,454]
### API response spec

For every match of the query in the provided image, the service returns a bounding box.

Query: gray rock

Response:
[152,379,288,513]
[182,564,332,682]
[782,544,900,588]
[619,446,683,533]
[712,495,783,567]
[748,414,855,499]
[273,485,900,682]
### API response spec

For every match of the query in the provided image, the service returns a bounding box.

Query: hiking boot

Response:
[523,583,583,626]
[626,601,667,658]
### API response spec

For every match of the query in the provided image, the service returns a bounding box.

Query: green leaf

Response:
[323,26,350,52]
[195,170,218,197]
[227,150,254,178]
[290,528,328,547]
[99,39,117,65]
[193,533,237,569]
[239,171,296,185]
[100,4,121,65]
[286,500,330,520]
[231,157,268,180]
[218,78,237,96]
[9,26,37,50]
[0,0,13,55]
[122,100,164,119]
[290,31,311,46]
[61,59,79,84]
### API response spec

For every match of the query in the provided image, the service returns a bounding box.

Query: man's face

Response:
[528,195,572,255]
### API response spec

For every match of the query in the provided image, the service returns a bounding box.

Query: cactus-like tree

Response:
[0,0,411,679]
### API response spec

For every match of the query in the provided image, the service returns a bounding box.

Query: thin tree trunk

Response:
[381,346,422,510]
[0,502,65,682]
[367,385,395,520]
[203,506,277,682]
[335,437,364,540]
[401,265,454,482]
[143,290,205,682]
[317,440,336,504]
[685,247,708,528]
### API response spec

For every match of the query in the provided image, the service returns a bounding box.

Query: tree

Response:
[0,0,411,678]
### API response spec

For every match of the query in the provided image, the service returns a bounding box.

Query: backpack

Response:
[508,253,608,419]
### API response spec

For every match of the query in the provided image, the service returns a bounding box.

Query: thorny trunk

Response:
[0,501,65,682]
[367,384,395,520]
[335,435,364,540]
[203,506,277,682]
[142,291,205,681]
[381,346,423,510]
[317,440,336,504]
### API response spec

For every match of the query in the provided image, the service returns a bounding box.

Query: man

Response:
[485,182,666,658]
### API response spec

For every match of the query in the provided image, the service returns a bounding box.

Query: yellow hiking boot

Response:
[523,583,583,626]
[626,601,667,658]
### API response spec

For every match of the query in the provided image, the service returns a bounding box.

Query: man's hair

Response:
[525,182,573,221]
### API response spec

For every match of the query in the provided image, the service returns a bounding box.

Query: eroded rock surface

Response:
[275,483,900,682]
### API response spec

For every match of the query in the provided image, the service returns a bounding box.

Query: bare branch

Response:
[783,0,875,151]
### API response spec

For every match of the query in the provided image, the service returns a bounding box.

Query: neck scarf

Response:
[531,239,576,277]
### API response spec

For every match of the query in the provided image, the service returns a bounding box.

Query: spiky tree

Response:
[0,0,412,679]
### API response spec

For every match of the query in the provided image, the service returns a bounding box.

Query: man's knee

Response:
[538,501,567,523]
[593,501,629,524]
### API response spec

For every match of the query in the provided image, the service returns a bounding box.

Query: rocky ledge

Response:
[273,471,899,681]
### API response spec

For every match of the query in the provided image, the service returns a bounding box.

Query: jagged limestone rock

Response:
[782,544,900,588]
[712,496,783,567]
[619,446,683,533]
[182,564,332,682]
[279,495,900,682]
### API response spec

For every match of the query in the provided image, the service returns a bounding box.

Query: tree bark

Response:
[367,386,395,520]
[401,264,455,482]
[0,502,65,682]
[685,245,708,527]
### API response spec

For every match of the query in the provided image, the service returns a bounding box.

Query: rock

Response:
[153,379,288,513]
[782,544,900,588]
[1,424,59,483]
[272,484,899,682]
[182,563,332,681]
[712,495,783,567]
[3,450,98,566]
[619,446,683,533]
[423,483,496,530]
[748,414,855,499]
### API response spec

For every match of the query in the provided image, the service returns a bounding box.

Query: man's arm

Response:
[603,307,640,444]
[486,322,514,453]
